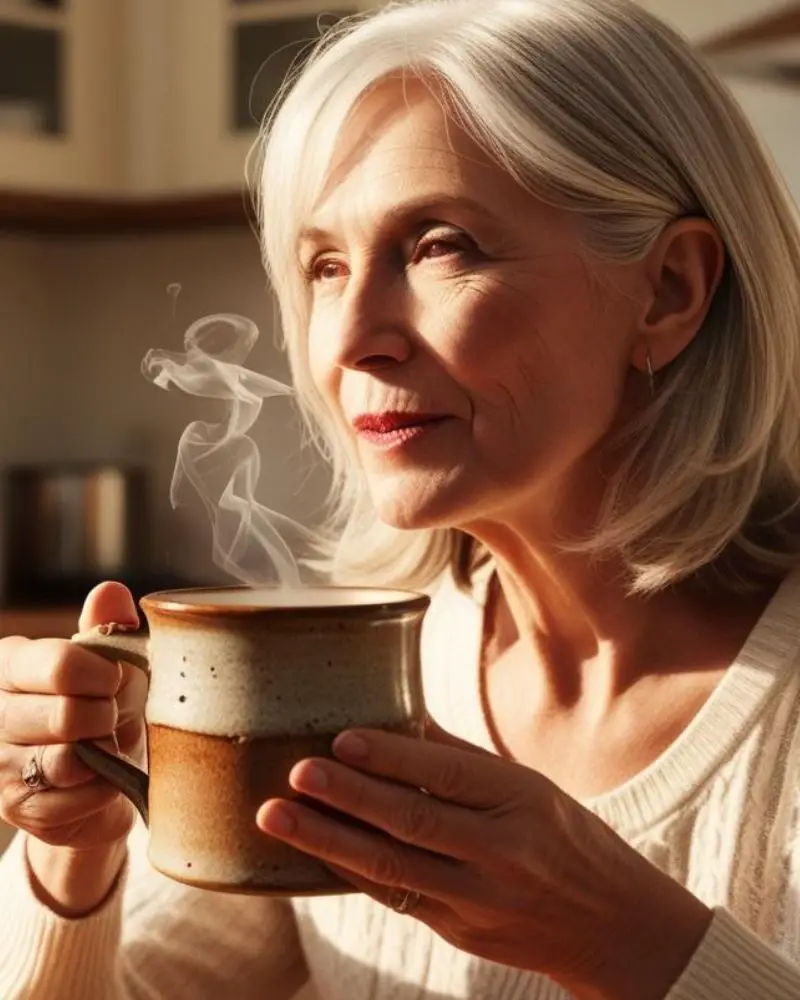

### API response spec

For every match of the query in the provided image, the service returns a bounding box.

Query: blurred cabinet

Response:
[0,0,124,194]
[161,0,368,194]
[0,0,790,213]
[0,0,371,202]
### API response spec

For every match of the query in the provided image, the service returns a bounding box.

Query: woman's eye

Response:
[423,241,459,258]
[307,258,348,283]
[415,233,472,264]
[303,232,474,283]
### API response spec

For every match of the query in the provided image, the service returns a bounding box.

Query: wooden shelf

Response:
[0,190,257,235]
[702,6,800,56]
[0,607,82,639]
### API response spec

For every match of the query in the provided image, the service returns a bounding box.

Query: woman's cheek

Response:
[307,316,340,393]
[429,282,525,374]
[411,279,494,361]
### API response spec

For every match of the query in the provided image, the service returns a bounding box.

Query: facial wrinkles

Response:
[328,251,532,432]
[460,252,591,458]
[305,95,506,258]
[306,95,600,436]
[309,205,484,413]
[308,173,476,261]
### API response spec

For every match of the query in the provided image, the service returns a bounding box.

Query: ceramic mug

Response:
[72,586,429,896]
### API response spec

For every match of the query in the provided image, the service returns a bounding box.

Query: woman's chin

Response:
[370,484,472,533]
[372,499,432,532]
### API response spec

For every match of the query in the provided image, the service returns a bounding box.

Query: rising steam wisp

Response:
[143,312,315,587]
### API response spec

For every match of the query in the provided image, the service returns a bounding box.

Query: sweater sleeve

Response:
[0,822,309,1000]
[665,906,800,1000]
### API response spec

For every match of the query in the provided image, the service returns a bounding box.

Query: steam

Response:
[142,308,316,588]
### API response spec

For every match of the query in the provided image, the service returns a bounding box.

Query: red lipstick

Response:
[352,412,449,450]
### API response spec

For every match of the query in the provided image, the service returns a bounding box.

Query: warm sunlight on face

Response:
[301,80,649,534]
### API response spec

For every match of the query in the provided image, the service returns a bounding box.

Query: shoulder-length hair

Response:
[253,0,800,595]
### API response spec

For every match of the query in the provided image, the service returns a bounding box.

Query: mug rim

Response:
[140,584,430,618]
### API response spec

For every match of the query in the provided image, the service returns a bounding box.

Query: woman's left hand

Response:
[257,724,712,1000]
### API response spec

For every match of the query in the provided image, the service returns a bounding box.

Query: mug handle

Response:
[70,625,152,828]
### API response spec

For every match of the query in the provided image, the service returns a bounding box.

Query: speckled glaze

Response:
[73,586,429,895]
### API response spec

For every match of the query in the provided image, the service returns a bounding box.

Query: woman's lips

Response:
[352,412,450,450]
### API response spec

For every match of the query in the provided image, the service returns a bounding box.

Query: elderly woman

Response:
[2,0,800,997]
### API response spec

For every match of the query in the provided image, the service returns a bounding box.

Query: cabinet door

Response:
[0,0,124,194]
[166,0,368,194]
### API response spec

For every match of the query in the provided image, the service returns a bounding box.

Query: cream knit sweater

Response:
[4,571,800,999]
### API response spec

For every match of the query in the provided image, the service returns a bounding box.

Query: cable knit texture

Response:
[3,571,800,999]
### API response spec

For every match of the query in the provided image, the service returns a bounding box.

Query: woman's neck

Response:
[468,523,771,714]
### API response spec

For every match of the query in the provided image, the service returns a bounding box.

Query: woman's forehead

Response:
[298,193,499,250]
[300,89,513,241]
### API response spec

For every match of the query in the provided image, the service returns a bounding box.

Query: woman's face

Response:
[301,82,650,535]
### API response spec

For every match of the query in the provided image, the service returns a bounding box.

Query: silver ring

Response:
[21,754,48,792]
[388,888,421,916]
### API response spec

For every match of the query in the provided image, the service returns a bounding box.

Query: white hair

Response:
[253,0,800,594]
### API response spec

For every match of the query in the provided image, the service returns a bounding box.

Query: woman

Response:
[2,0,800,997]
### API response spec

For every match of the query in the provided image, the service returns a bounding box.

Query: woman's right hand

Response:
[0,581,148,853]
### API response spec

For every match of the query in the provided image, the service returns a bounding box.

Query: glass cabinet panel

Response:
[231,7,359,131]
[0,1,67,136]
[0,23,62,134]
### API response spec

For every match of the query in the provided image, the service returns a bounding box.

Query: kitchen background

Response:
[0,0,798,852]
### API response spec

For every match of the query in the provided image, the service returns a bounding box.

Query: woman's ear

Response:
[632,217,725,374]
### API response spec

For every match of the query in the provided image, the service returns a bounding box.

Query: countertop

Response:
[0,607,82,640]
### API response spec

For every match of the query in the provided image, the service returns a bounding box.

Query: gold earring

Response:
[645,348,656,399]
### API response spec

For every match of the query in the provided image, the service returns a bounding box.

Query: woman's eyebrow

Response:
[297,194,498,247]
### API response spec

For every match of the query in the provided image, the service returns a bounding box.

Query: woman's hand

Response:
[0,582,148,916]
[0,582,147,852]
[258,724,712,1000]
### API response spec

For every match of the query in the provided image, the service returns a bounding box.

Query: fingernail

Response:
[262,803,296,837]
[297,763,329,793]
[333,731,369,760]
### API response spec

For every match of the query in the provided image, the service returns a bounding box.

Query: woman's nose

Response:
[332,271,413,372]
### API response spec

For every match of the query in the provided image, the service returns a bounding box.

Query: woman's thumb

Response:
[78,581,140,633]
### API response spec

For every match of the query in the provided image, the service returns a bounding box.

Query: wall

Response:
[0,227,331,587]
[0,237,67,464]
[641,0,790,43]
[728,77,800,200]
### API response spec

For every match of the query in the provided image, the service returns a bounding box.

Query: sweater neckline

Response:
[454,569,800,838]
